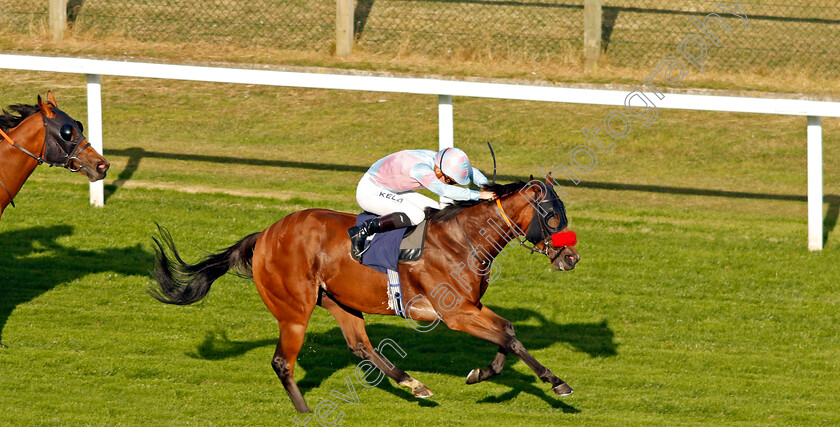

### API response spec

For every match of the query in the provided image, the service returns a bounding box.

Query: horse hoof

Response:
[413,384,434,399]
[400,378,434,398]
[466,369,480,385]
[553,382,573,396]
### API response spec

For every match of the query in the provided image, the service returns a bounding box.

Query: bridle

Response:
[1,109,90,170]
[0,108,91,207]
[494,186,577,263]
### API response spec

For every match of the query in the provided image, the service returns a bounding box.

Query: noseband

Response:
[0,108,90,207]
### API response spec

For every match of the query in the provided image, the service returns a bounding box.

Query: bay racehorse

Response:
[0,92,110,219]
[0,92,109,348]
[150,177,580,413]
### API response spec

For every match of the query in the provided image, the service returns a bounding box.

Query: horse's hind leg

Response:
[252,233,320,413]
[466,306,512,384]
[271,322,312,413]
[255,276,316,412]
[320,292,433,398]
[466,348,507,385]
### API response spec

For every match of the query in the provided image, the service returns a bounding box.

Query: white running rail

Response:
[1,54,837,250]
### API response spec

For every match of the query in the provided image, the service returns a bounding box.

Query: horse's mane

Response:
[0,104,40,132]
[426,180,529,223]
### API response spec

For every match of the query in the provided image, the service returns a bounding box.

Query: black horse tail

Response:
[149,224,260,305]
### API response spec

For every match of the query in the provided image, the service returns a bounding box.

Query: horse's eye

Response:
[75,120,84,133]
[546,213,561,228]
[60,124,73,142]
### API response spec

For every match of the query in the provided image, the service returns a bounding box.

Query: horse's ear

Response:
[545,172,553,185]
[46,91,58,107]
[37,94,56,118]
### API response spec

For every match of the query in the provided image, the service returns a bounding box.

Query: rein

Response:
[0,127,30,207]
[0,176,15,207]
[0,126,46,165]
[0,113,91,208]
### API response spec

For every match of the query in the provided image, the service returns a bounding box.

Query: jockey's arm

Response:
[410,164,480,201]
[471,167,490,187]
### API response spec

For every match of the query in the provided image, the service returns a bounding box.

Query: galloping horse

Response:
[0,92,110,219]
[150,177,580,413]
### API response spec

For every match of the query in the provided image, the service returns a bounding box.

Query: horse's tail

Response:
[149,224,260,305]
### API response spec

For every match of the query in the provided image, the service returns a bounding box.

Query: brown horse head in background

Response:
[150,177,580,413]
[0,91,110,219]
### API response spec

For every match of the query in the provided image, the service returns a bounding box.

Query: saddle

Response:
[354,213,429,274]
[397,220,428,262]
[352,214,429,317]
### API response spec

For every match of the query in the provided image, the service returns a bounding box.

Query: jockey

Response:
[348,147,495,260]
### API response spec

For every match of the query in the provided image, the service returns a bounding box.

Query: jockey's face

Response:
[434,166,456,185]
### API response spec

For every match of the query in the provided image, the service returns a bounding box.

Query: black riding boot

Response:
[348,212,412,261]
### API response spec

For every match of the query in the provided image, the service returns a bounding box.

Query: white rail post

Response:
[438,95,454,206]
[438,95,454,150]
[807,116,823,250]
[87,74,105,207]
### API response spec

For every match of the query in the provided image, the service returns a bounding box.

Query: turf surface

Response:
[0,71,838,425]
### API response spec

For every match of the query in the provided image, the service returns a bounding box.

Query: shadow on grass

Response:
[103,147,372,202]
[190,305,613,412]
[824,196,840,245]
[476,370,580,413]
[0,225,154,346]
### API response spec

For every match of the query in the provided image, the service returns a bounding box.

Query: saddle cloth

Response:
[354,213,429,274]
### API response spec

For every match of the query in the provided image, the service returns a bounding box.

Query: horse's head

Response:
[511,176,580,271]
[37,92,109,182]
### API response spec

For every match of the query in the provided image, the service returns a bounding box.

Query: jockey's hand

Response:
[478,191,496,200]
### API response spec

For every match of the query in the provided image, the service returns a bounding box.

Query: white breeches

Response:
[355,173,440,225]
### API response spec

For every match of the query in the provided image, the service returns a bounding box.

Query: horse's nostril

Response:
[97,162,109,172]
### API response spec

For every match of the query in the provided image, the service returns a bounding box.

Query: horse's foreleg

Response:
[442,305,573,396]
[320,292,433,398]
[507,335,573,395]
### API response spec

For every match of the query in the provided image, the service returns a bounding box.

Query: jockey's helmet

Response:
[434,147,471,185]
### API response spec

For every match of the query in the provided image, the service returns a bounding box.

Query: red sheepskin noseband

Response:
[551,230,577,247]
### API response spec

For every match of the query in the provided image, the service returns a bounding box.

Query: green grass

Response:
[1,71,839,425]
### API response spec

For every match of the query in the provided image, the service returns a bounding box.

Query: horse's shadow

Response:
[0,225,154,345]
[192,307,616,412]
